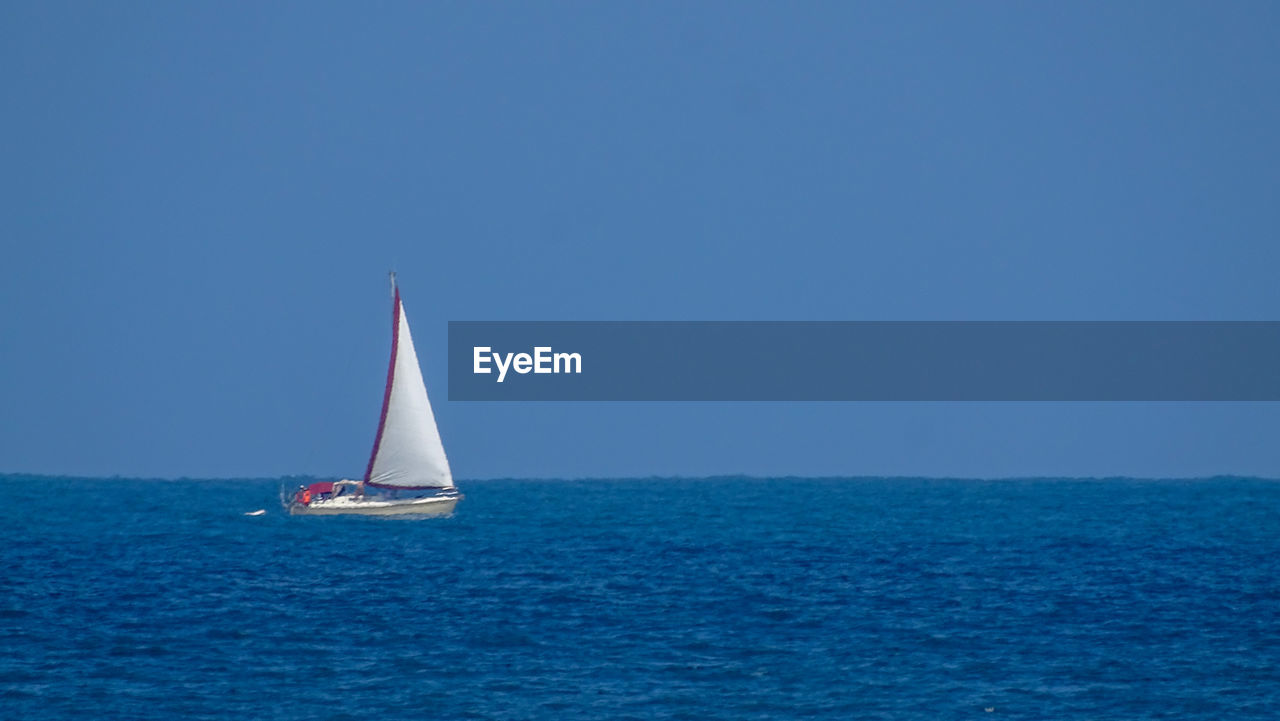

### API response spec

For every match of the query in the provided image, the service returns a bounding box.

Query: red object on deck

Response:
[307,482,335,495]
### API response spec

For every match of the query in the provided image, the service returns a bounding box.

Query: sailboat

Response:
[289,273,461,516]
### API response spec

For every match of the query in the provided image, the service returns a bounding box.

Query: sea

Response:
[2,476,1278,720]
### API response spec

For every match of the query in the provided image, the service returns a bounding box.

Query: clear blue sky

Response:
[3,2,1278,479]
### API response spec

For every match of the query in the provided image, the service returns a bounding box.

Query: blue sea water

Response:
[2,476,1278,720]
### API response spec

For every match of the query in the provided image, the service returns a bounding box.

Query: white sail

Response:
[364,289,454,489]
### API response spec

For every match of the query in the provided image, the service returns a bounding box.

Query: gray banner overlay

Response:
[447,322,1280,401]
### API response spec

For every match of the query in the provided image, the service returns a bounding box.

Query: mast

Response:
[364,273,401,483]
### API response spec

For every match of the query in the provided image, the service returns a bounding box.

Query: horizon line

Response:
[3,472,1276,483]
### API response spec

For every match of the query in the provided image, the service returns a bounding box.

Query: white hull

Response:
[289,494,460,517]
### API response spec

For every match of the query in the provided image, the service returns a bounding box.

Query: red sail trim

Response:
[364,288,401,483]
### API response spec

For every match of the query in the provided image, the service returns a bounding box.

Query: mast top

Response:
[389,270,397,295]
